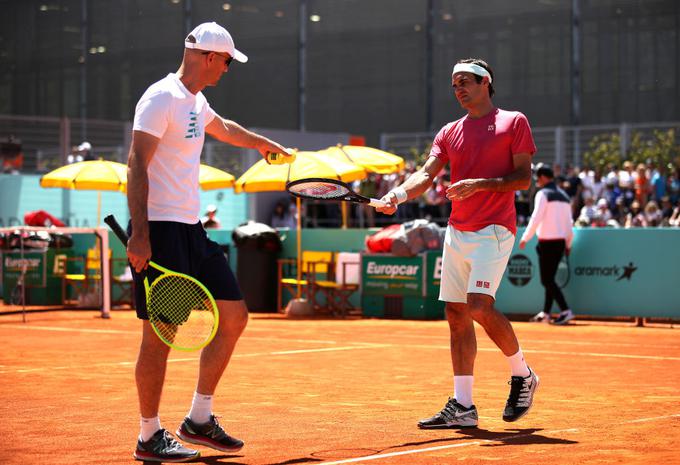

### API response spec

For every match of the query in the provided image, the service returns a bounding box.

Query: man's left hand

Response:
[447,178,484,201]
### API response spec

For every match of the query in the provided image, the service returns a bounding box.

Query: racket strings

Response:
[288,181,350,199]
[148,275,216,349]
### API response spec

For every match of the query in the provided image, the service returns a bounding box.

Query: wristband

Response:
[390,187,408,205]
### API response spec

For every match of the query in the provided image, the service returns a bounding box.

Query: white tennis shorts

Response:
[439,224,515,303]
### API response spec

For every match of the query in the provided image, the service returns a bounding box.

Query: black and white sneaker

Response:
[529,311,551,323]
[418,398,478,429]
[503,368,539,422]
[177,415,244,452]
[134,429,200,462]
[552,310,575,325]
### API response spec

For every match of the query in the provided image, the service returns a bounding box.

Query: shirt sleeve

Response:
[133,90,171,138]
[204,100,217,126]
[511,113,537,156]
[429,125,449,162]
[521,190,547,243]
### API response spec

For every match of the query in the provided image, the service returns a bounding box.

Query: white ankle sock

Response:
[140,416,162,442]
[188,391,213,424]
[453,376,474,408]
[507,349,531,377]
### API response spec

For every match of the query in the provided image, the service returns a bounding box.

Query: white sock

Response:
[507,349,531,377]
[188,391,213,425]
[140,416,162,442]
[453,375,474,408]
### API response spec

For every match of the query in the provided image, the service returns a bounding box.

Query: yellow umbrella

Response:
[196,164,236,190]
[40,160,128,226]
[234,151,366,193]
[235,151,367,302]
[317,144,405,175]
[41,161,236,225]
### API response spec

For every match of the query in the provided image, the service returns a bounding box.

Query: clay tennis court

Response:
[1,308,679,464]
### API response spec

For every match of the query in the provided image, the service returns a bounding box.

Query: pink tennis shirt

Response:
[430,108,536,235]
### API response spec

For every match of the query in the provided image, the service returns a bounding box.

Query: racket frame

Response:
[104,214,219,351]
[286,177,387,208]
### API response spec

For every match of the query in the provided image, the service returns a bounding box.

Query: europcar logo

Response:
[366,261,419,280]
[507,254,532,286]
[574,262,637,281]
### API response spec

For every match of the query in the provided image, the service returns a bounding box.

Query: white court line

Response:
[316,428,580,465]
[317,411,680,465]
[0,345,389,375]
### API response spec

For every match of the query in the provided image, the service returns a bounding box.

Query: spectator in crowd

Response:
[592,198,613,227]
[660,196,674,225]
[576,196,597,226]
[67,141,93,164]
[1,135,24,173]
[358,173,379,227]
[669,201,680,227]
[618,161,635,190]
[668,167,680,205]
[650,164,667,202]
[643,200,662,227]
[271,200,297,229]
[634,163,650,205]
[201,204,222,229]
[602,179,621,212]
[625,200,647,228]
[563,164,583,218]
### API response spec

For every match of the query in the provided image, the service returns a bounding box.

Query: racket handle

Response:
[104,214,129,246]
[368,198,388,208]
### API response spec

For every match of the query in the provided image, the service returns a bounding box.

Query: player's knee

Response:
[467,298,493,323]
[220,303,248,334]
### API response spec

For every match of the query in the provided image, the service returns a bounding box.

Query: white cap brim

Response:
[233,49,248,63]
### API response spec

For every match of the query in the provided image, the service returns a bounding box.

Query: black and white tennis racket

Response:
[286,178,387,208]
[556,254,571,289]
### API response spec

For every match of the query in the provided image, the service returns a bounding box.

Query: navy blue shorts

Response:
[129,221,242,320]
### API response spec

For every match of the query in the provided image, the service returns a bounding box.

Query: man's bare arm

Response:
[126,130,160,272]
[376,156,447,215]
[205,116,289,158]
[447,152,532,201]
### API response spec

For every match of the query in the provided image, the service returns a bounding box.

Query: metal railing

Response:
[380,122,680,168]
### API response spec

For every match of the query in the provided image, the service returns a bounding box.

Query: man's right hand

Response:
[376,192,398,215]
[127,233,151,273]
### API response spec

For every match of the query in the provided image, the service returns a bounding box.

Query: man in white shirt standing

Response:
[520,163,575,325]
[127,22,291,462]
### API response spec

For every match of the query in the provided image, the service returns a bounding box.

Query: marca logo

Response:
[366,262,419,278]
[574,262,637,281]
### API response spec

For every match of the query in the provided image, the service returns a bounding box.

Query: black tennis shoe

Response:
[503,367,539,422]
[134,428,200,462]
[177,415,244,452]
[417,398,478,428]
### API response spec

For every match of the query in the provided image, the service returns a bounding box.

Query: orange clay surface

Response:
[1,308,679,465]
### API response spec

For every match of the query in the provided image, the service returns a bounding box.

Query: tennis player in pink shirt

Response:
[378,58,539,428]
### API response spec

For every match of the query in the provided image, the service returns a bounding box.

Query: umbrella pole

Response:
[296,196,302,299]
[341,202,348,229]
[97,191,102,226]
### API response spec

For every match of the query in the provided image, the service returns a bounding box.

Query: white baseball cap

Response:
[185,22,248,63]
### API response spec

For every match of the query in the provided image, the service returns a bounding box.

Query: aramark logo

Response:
[366,262,419,279]
[184,111,201,138]
[574,262,638,281]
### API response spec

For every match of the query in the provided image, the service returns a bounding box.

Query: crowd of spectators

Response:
[296,158,680,230]
[519,161,680,229]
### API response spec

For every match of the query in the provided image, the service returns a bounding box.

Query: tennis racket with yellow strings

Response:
[104,214,218,351]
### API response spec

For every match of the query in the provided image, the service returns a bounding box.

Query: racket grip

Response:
[368,198,388,208]
[104,214,129,246]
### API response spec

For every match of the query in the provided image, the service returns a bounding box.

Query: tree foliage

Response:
[583,128,680,170]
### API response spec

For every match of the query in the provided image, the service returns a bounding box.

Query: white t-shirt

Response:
[133,73,217,223]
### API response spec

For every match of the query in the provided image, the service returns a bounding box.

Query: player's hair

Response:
[457,58,495,97]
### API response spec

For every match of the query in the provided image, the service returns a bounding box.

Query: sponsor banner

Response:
[496,228,680,317]
[2,251,46,286]
[362,254,424,296]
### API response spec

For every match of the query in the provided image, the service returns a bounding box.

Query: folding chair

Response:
[277,251,334,313]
